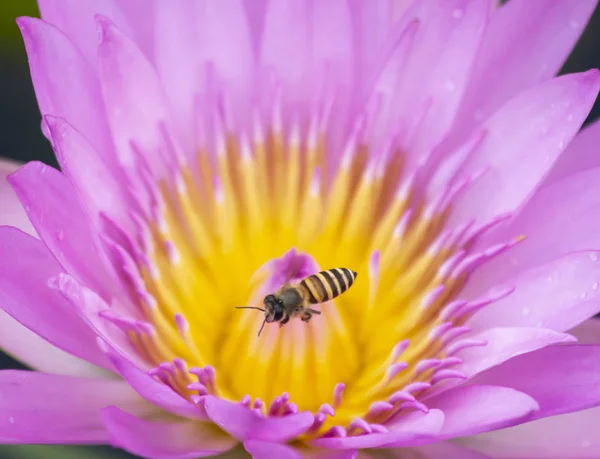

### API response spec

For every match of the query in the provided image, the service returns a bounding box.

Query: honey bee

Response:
[236,268,358,336]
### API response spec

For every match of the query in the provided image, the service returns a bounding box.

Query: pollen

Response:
[107,88,522,439]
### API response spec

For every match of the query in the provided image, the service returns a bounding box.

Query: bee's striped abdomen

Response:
[300,268,358,304]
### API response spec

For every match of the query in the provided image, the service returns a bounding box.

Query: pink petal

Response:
[391,0,488,163]
[244,440,303,459]
[37,0,147,68]
[376,442,492,459]
[406,442,492,459]
[427,385,539,439]
[311,409,444,449]
[469,251,600,333]
[473,344,600,419]
[546,118,600,184]
[451,70,600,224]
[456,327,575,378]
[260,0,310,105]
[45,115,131,228]
[101,406,236,459]
[310,0,354,152]
[103,344,207,420]
[97,15,175,173]
[112,0,155,62]
[50,273,141,365]
[464,406,600,458]
[0,370,151,443]
[0,159,35,235]
[0,308,106,378]
[470,166,600,290]
[570,318,600,344]
[8,162,120,301]
[153,0,201,155]
[452,0,597,141]
[245,440,359,459]
[17,17,115,162]
[0,226,108,369]
[348,0,392,93]
[203,396,314,442]
[155,0,254,152]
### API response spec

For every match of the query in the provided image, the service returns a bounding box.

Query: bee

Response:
[236,268,358,336]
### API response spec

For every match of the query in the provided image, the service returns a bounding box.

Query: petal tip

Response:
[95,14,117,44]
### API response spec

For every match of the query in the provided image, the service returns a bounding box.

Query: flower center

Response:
[103,93,520,438]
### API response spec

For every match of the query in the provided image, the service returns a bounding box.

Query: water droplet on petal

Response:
[558,140,565,149]
[580,292,588,300]
[567,113,574,121]
[582,440,592,448]
[521,307,530,317]
[570,19,580,29]
[445,80,456,91]
[590,252,599,262]
[57,230,64,241]
[8,416,14,424]
[592,282,598,291]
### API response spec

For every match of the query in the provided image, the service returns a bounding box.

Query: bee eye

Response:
[277,299,284,305]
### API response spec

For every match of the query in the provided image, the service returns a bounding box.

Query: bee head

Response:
[263,294,285,323]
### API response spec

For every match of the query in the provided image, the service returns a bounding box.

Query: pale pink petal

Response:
[311,410,444,449]
[246,442,357,459]
[469,251,600,332]
[0,161,105,375]
[16,17,115,160]
[155,0,255,152]
[45,116,131,228]
[37,0,149,67]
[452,0,597,141]
[101,406,236,459]
[451,70,600,224]
[49,273,143,365]
[0,159,35,235]
[0,308,106,378]
[8,162,121,301]
[242,0,267,52]
[390,0,488,164]
[373,442,492,459]
[244,440,303,459]
[546,118,600,184]
[404,442,492,459]
[427,385,539,439]
[0,226,108,369]
[260,0,310,105]
[309,0,354,150]
[473,344,600,419]
[570,318,600,344]
[456,327,575,378]
[204,396,314,442]
[153,0,200,155]
[103,344,208,420]
[469,167,600,290]
[0,370,151,443]
[348,0,392,93]
[464,406,600,459]
[112,0,154,61]
[97,16,175,173]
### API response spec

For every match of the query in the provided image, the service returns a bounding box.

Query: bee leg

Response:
[307,308,321,315]
[279,315,290,327]
[300,311,313,322]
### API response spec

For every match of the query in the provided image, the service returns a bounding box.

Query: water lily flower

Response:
[3,0,600,458]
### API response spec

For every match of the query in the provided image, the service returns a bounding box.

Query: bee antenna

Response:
[257,317,267,337]
[235,306,266,312]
